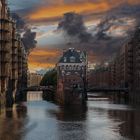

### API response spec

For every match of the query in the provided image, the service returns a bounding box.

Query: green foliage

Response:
[40,69,57,87]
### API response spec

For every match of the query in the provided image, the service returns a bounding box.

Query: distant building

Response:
[130,28,140,104]
[88,66,111,88]
[28,73,43,87]
[109,44,132,88]
[107,27,140,104]
[56,48,87,104]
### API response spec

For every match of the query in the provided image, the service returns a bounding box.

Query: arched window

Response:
[77,65,81,70]
[66,65,69,70]
[70,56,76,63]
[69,65,72,70]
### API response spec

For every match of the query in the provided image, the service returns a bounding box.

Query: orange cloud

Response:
[127,0,140,5]
[29,49,57,56]
[27,0,140,71]
[28,2,111,21]
[28,0,140,22]
[28,48,60,71]
[28,62,55,71]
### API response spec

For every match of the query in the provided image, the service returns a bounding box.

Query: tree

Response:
[40,69,57,87]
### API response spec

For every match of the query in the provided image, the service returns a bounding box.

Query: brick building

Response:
[109,44,132,88]
[130,28,140,104]
[88,66,111,88]
[0,0,28,107]
[88,26,140,104]
[108,27,140,104]
[28,73,43,87]
[56,48,87,104]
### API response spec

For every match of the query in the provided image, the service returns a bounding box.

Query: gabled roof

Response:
[59,48,86,63]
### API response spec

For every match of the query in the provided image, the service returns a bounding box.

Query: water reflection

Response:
[53,105,87,121]
[0,104,28,140]
[27,92,42,101]
[53,105,88,140]
[0,92,140,140]
[108,109,140,140]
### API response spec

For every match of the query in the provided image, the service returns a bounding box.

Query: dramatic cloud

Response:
[28,48,60,71]
[58,12,92,42]
[28,8,138,71]
[9,0,140,71]
[11,13,37,53]
[22,29,37,53]
[96,16,116,40]
[56,10,138,64]
[28,1,111,21]
[12,0,140,24]
[11,13,26,29]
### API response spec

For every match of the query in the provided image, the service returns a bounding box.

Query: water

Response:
[0,92,140,140]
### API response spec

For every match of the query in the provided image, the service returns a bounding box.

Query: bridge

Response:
[17,86,129,103]
[87,87,129,93]
[87,87,129,103]
[22,86,128,93]
[21,86,55,92]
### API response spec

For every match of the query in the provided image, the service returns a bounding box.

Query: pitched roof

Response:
[59,48,86,63]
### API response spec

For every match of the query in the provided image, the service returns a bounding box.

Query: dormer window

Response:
[70,56,75,63]
[64,57,67,62]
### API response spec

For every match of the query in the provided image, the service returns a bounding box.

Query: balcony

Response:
[0,39,10,43]
[18,66,22,69]
[1,42,10,48]
[12,76,18,80]
[12,35,19,41]
[12,62,18,67]
[1,67,9,77]
[0,47,9,53]
[12,57,18,63]
[0,18,10,23]
[0,30,10,35]
[12,71,18,80]
[12,50,18,55]
[1,59,9,63]
[0,21,10,29]
[0,28,10,33]
[1,54,10,63]
[0,34,11,42]
[12,42,18,48]
[12,46,18,50]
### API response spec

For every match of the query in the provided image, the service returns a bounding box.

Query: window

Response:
[66,65,68,70]
[66,72,71,75]
[73,65,76,70]
[64,57,67,62]
[77,66,81,70]
[69,65,72,70]
[70,56,75,63]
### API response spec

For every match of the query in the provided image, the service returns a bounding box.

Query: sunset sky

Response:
[9,0,140,72]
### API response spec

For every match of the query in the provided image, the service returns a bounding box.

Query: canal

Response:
[0,92,140,140]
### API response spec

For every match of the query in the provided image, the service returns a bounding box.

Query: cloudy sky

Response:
[9,0,140,72]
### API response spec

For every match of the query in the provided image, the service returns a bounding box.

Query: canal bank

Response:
[0,92,140,140]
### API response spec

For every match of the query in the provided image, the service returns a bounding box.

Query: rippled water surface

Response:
[0,92,140,140]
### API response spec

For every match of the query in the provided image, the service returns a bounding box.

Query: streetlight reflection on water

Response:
[0,92,140,140]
